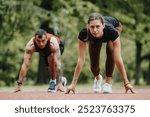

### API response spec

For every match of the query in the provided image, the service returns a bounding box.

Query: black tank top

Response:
[34,39,51,57]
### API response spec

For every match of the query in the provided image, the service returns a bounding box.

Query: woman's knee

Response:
[107,41,114,53]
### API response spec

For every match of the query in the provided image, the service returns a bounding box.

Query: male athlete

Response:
[14,29,67,93]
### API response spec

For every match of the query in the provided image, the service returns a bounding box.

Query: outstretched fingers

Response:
[65,88,71,94]
[65,87,75,94]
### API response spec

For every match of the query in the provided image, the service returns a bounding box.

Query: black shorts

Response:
[59,41,64,55]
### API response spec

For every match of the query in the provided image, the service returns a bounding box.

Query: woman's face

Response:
[88,19,104,38]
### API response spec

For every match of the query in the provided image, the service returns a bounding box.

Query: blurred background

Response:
[0,0,150,87]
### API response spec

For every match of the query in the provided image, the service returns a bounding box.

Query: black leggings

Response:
[89,41,115,77]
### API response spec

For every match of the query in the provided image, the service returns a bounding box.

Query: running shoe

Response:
[61,76,67,87]
[48,81,56,93]
[93,74,103,93]
[102,83,112,93]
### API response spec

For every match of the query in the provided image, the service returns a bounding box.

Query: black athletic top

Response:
[33,33,60,66]
[33,33,61,57]
[34,39,51,57]
[34,36,51,57]
[78,16,120,43]
[104,16,120,27]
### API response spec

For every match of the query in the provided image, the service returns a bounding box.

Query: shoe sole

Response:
[102,89,112,94]
[102,91,112,94]
[93,91,101,93]
[47,89,56,93]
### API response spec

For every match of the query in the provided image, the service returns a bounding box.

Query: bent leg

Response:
[89,42,103,93]
[89,42,102,78]
[47,50,63,92]
[105,41,115,83]
[102,41,115,93]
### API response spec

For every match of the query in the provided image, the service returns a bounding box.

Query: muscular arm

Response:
[49,37,60,53]
[18,40,34,82]
[65,40,86,94]
[71,40,86,86]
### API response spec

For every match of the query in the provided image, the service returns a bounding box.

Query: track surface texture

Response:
[0,87,150,100]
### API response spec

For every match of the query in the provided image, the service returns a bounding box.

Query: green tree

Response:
[0,0,149,86]
[0,0,49,86]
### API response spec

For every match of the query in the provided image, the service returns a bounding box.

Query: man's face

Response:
[88,19,104,38]
[35,35,48,49]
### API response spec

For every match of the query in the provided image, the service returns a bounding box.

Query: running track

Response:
[0,87,150,100]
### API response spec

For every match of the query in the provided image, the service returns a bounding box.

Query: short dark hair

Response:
[35,29,47,39]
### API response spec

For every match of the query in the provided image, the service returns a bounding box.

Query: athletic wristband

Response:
[17,80,23,85]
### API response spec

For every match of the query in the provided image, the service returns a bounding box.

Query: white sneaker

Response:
[102,83,112,93]
[93,74,103,93]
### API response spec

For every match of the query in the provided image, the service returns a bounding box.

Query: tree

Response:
[0,0,49,86]
[0,0,149,86]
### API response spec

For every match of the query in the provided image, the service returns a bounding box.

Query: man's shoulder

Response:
[25,38,35,52]
[47,33,54,38]
[47,33,60,43]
